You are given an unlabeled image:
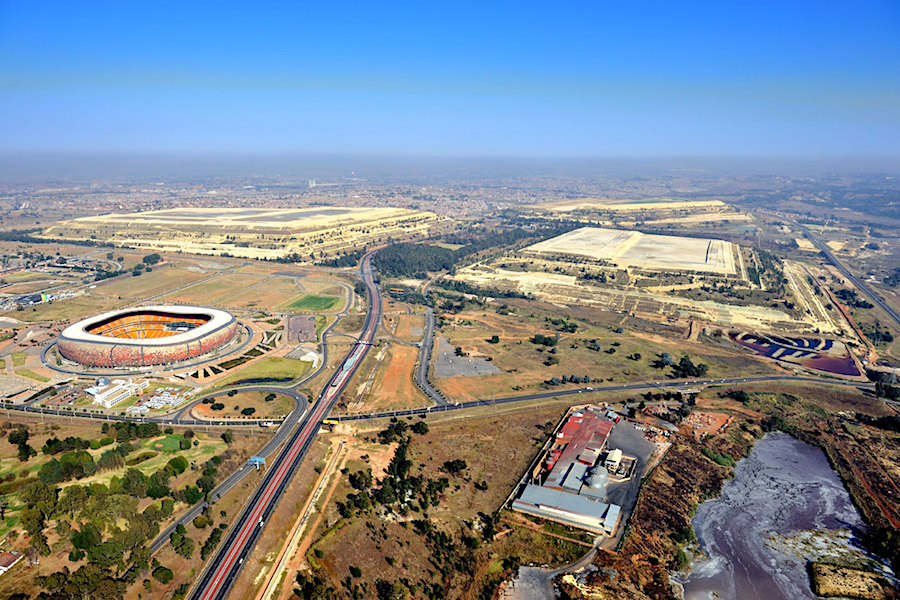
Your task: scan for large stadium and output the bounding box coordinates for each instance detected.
[56,306,239,368]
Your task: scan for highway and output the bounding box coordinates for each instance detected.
[800,223,900,330]
[188,250,383,600]
[334,374,876,422]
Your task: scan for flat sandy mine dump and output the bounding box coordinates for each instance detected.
[43,207,443,261]
[525,227,736,276]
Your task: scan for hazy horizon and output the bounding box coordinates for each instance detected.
[2,2,898,159]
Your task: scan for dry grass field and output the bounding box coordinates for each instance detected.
[349,344,428,413]
[162,272,263,305]
[8,295,126,323]
[193,390,294,420]
[310,405,587,599]
[431,309,779,402]
[96,266,208,299]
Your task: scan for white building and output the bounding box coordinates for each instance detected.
[86,378,149,409]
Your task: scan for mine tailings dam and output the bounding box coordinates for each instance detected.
[678,432,895,600]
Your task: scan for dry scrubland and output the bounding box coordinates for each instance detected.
[308,406,587,600]
[431,305,779,402]
[41,206,446,261]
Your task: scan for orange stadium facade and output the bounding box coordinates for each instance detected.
[57,306,238,368]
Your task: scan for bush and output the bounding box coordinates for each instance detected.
[152,565,174,584]
[193,515,209,529]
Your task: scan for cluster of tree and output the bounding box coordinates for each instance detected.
[724,389,752,404]
[874,382,900,400]
[834,288,874,309]
[701,447,736,467]
[530,333,558,347]
[386,287,429,306]
[200,522,228,560]
[7,426,37,461]
[42,436,93,455]
[377,418,428,444]
[102,421,161,443]
[316,248,367,268]
[651,352,676,368]
[374,243,457,278]
[856,411,900,432]
[670,355,709,378]
[642,390,690,403]
[435,279,528,299]
[545,317,578,333]
[0,228,114,247]
[884,268,900,288]
[169,523,195,559]
[545,374,591,386]
[141,253,161,265]
[862,323,894,344]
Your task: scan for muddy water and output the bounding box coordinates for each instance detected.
[680,432,864,600]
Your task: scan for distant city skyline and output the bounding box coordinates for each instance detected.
[1,1,898,158]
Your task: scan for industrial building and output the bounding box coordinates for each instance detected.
[512,406,623,535]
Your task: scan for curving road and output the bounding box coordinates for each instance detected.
[334,375,875,422]
[188,250,383,600]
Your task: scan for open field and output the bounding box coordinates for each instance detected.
[284,294,339,312]
[96,266,208,299]
[194,389,294,420]
[309,404,588,599]
[217,275,300,310]
[4,294,126,323]
[162,272,263,304]
[42,206,446,262]
[430,308,780,402]
[347,343,428,413]
[209,356,312,390]
[525,226,737,275]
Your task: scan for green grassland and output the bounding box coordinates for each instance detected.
[284,294,340,312]
[210,357,312,390]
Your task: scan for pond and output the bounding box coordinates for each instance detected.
[679,432,889,599]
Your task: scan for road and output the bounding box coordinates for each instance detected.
[800,223,900,330]
[188,250,383,600]
[414,308,447,405]
[334,374,875,422]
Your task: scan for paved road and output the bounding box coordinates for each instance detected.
[800,223,900,330]
[333,375,875,422]
[188,250,383,600]
[414,308,447,405]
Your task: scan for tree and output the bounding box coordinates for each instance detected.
[488,335,500,344]
[443,459,467,474]
[152,565,174,584]
[221,430,234,444]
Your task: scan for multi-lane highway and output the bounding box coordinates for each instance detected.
[800,224,900,330]
[188,250,383,600]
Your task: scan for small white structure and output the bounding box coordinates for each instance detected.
[604,448,623,472]
[86,378,149,409]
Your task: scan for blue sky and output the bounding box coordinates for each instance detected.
[1,1,898,157]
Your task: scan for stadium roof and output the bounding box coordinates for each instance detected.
[59,305,235,347]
